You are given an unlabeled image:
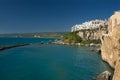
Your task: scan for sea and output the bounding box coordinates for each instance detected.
[0,37,113,80]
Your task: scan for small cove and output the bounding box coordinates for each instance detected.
[0,38,113,80]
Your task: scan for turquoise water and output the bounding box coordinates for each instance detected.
[0,38,112,80]
[0,37,55,46]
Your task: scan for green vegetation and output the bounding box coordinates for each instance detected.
[81,39,101,44]
[62,31,101,44]
[62,31,82,43]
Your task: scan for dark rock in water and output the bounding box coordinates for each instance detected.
[89,44,101,53]
[96,71,111,80]
[39,41,44,44]
[48,41,52,44]
[97,49,101,53]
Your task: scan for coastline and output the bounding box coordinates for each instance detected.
[52,40,101,52]
[52,40,114,80]
[0,37,113,80]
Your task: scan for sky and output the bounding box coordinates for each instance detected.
[0,0,119,33]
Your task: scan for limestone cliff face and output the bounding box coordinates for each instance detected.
[108,11,120,35]
[101,11,120,80]
[77,27,107,40]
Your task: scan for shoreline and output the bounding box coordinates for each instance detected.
[52,40,101,52]
[52,40,113,80]
[0,39,113,80]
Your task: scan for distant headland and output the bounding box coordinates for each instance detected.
[0,32,68,38]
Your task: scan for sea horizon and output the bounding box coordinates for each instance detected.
[0,0,119,80]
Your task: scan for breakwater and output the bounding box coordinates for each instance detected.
[0,44,29,51]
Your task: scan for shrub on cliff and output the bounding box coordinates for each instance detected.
[62,31,82,43]
[81,39,101,44]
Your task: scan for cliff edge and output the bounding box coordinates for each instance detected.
[101,11,120,80]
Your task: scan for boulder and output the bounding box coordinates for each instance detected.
[96,71,111,80]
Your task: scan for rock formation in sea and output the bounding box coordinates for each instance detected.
[101,11,120,80]
[96,71,111,80]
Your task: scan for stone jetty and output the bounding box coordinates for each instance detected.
[0,44,29,51]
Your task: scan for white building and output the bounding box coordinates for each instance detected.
[71,20,107,32]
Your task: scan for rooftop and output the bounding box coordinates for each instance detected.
[114,10,120,14]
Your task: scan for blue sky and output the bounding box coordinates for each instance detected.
[0,0,119,33]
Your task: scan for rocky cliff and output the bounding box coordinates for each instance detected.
[77,26,107,40]
[101,11,120,80]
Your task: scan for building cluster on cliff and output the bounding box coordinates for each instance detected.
[67,10,120,80]
[71,20,107,32]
